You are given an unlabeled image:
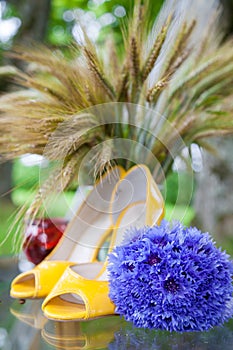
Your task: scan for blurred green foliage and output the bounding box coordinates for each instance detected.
[12,159,40,189]
[0,200,20,255]
[0,0,164,48]
[48,0,164,45]
[0,1,18,59]
[164,171,195,206]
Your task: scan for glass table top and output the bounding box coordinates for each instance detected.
[1,257,233,350]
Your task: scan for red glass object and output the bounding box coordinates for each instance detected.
[23,218,68,265]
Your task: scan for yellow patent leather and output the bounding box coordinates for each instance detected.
[11,261,75,299]
[43,263,114,320]
[42,164,164,320]
[10,166,125,299]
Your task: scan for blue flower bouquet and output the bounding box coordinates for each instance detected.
[108,220,233,332]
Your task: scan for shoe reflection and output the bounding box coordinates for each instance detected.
[10,299,47,329]
[42,316,123,350]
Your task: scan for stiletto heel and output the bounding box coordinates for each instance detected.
[10,166,125,299]
[42,164,164,320]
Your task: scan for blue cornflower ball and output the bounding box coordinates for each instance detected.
[108,220,233,332]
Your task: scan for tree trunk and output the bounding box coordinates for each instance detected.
[7,0,51,42]
[0,162,13,201]
[0,0,51,201]
[194,1,233,240]
[220,0,233,35]
[194,137,233,239]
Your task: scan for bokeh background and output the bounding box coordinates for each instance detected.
[0,0,232,257]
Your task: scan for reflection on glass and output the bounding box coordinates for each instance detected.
[10,300,47,329]
[42,316,123,349]
[108,319,233,350]
[8,298,233,350]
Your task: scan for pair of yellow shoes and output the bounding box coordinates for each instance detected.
[10,164,164,321]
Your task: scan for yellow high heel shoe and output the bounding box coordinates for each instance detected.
[10,166,125,299]
[41,164,164,320]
